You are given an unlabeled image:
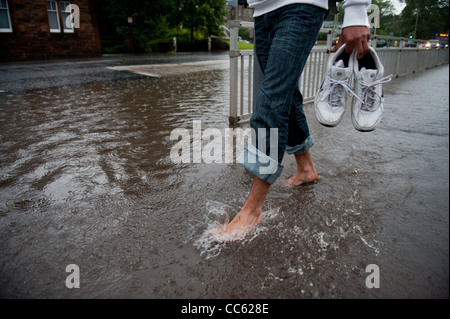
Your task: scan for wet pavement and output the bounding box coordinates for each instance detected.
[0,53,448,299]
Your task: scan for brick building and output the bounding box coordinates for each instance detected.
[0,0,101,61]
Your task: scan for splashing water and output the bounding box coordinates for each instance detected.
[192,200,281,259]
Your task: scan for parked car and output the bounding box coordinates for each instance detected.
[404,40,416,47]
[331,37,339,46]
[425,39,440,49]
[369,39,387,47]
[376,39,387,47]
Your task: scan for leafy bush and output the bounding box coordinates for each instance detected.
[143,28,229,53]
[101,38,128,54]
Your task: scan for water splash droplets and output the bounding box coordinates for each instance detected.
[192,200,277,259]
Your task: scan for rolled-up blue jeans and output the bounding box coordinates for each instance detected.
[237,4,326,184]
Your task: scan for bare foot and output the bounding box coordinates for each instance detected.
[212,177,268,241]
[211,209,262,241]
[287,150,319,186]
[287,170,318,186]
[225,208,262,234]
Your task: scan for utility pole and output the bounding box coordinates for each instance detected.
[414,9,419,39]
[128,16,133,53]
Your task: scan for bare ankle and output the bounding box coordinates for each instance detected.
[241,203,262,216]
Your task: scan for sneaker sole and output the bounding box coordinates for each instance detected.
[351,107,381,132]
[315,104,346,127]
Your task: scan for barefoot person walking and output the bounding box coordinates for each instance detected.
[223,0,372,236]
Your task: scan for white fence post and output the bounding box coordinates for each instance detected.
[326,29,333,52]
[229,20,240,124]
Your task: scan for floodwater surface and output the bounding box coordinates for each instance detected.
[0,54,448,298]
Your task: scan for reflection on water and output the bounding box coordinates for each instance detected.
[0,56,448,298]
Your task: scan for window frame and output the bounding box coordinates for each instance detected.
[60,1,74,33]
[0,0,13,33]
[46,0,61,33]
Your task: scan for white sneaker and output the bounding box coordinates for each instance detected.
[351,47,392,132]
[315,44,356,127]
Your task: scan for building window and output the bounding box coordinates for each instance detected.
[0,0,12,33]
[47,0,61,33]
[61,1,74,33]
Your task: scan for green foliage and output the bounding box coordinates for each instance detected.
[99,0,227,52]
[238,27,251,40]
[224,40,253,50]
[371,0,398,36]
[170,0,227,42]
[398,0,449,39]
[101,39,128,54]
[144,28,205,53]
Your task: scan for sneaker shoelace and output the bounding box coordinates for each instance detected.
[359,74,393,111]
[325,77,364,107]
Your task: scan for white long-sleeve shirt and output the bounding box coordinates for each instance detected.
[247,0,371,28]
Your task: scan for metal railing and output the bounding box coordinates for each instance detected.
[229,20,255,124]
[228,21,450,124]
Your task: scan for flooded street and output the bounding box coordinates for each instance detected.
[0,53,448,299]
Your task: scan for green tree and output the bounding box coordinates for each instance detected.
[398,0,449,39]
[171,0,227,42]
[201,0,228,38]
[99,0,227,50]
[372,0,399,35]
[100,0,177,51]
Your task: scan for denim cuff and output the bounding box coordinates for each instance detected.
[237,145,284,184]
[285,136,315,155]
